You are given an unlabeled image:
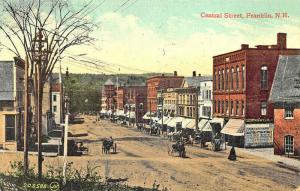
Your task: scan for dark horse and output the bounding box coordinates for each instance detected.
[102,137,116,154]
[168,141,186,158]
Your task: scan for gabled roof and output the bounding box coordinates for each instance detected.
[269,55,300,103]
[182,76,212,88]
[104,78,115,86]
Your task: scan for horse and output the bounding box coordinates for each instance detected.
[102,137,115,154]
[168,141,186,158]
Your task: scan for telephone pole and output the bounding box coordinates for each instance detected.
[31,28,51,179]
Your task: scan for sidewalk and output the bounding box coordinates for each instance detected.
[0,149,58,157]
[236,147,300,171]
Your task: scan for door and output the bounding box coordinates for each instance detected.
[284,135,294,155]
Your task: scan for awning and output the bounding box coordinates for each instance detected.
[186,120,195,129]
[198,119,212,132]
[221,119,244,136]
[182,118,193,129]
[142,112,151,120]
[158,117,173,125]
[168,117,185,128]
[210,117,224,127]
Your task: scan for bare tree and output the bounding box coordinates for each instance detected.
[0,0,96,177]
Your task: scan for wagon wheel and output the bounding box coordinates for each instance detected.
[113,143,117,153]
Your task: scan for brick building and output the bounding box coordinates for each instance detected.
[146,72,183,114]
[212,33,300,147]
[269,55,300,156]
[102,79,117,112]
[117,85,147,124]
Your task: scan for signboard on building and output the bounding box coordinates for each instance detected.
[244,123,274,148]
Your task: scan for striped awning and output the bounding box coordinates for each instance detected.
[221,119,244,136]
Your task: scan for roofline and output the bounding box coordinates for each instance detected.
[147,75,184,80]
[213,48,300,58]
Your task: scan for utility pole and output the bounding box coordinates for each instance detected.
[31,28,50,179]
[23,56,29,176]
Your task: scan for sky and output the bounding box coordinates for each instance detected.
[1,0,300,76]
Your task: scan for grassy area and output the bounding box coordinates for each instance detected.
[0,160,163,191]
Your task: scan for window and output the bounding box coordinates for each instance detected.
[53,95,57,102]
[261,102,267,116]
[225,100,228,114]
[231,67,234,90]
[285,135,294,154]
[242,65,245,89]
[221,101,224,114]
[236,101,239,115]
[214,100,216,113]
[221,69,224,90]
[226,68,229,90]
[214,72,217,90]
[53,106,57,112]
[218,101,220,113]
[208,90,211,100]
[242,101,245,116]
[230,100,234,115]
[236,66,239,90]
[218,70,221,90]
[261,66,268,89]
[284,106,294,119]
[5,115,15,141]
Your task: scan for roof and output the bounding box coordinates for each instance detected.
[0,61,15,101]
[182,76,212,87]
[104,78,115,86]
[269,55,300,103]
[52,83,61,92]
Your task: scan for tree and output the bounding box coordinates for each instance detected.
[0,0,96,178]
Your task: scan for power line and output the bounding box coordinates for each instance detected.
[114,0,131,12]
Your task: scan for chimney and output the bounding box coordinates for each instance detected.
[198,73,201,77]
[192,71,196,77]
[174,71,177,76]
[241,44,249,49]
[277,33,286,49]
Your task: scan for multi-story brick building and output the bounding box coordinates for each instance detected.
[117,85,147,124]
[147,72,183,114]
[102,79,117,112]
[212,33,300,147]
[269,55,300,156]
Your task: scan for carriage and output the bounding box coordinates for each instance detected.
[168,141,186,158]
[102,138,117,154]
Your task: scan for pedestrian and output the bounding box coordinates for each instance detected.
[228,146,237,161]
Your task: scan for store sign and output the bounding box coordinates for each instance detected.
[244,124,273,147]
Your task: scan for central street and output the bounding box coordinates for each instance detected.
[0,116,299,191]
[67,116,300,191]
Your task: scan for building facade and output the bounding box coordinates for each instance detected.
[199,78,213,120]
[0,58,24,150]
[269,55,300,156]
[52,83,62,125]
[213,33,300,147]
[147,72,183,114]
[102,79,117,112]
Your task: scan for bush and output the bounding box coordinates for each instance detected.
[0,160,162,191]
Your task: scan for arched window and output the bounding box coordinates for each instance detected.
[285,135,294,155]
[236,66,239,90]
[261,66,268,89]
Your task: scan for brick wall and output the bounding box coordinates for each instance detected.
[274,108,300,156]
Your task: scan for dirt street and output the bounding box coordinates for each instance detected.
[1,116,300,191]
